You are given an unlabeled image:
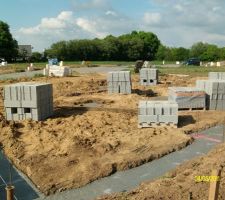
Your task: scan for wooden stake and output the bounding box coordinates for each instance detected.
[223,117,225,143]
[188,192,193,200]
[208,169,221,200]
[5,185,14,200]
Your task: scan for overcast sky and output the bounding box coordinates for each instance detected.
[1,0,225,51]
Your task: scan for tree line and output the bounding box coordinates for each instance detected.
[45,31,161,61]
[43,36,225,62]
[1,20,225,62]
[156,43,225,62]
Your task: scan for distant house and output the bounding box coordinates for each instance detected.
[18,45,32,60]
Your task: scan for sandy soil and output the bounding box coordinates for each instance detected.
[98,143,225,200]
[0,73,223,195]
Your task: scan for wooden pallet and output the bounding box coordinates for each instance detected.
[138,122,177,129]
[179,107,206,111]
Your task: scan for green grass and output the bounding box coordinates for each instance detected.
[3,61,225,77]
[5,61,135,72]
[157,66,225,76]
[8,62,46,71]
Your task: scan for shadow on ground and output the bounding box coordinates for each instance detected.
[178,115,196,127]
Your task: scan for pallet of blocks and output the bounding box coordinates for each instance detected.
[140,68,158,86]
[168,87,206,110]
[209,72,225,80]
[44,65,71,77]
[196,80,225,110]
[3,82,53,121]
[107,71,132,94]
[138,100,178,128]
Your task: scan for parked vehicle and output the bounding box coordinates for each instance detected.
[184,58,200,66]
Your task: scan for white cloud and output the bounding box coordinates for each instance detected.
[16,9,135,51]
[19,11,73,35]
[143,12,161,25]
[142,0,225,47]
[105,10,117,16]
[174,4,184,12]
[15,0,225,51]
[76,18,107,38]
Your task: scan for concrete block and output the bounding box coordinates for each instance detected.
[138,100,178,127]
[3,82,53,121]
[140,68,158,86]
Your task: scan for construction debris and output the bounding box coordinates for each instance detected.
[134,60,144,73]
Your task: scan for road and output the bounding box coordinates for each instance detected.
[0,66,128,80]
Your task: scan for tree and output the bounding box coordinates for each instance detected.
[101,35,122,60]
[137,31,161,60]
[30,52,43,62]
[0,21,18,61]
[219,47,225,61]
[156,45,171,60]
[45,31,161,61]
[45,41,68,60]
[190,42,208,58]
[171,47,190,61]
[200,44,220,61]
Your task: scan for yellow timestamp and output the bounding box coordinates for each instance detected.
[195,176,220,182]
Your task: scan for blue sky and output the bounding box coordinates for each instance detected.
[1,0,225,51]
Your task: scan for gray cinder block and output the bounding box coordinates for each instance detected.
[107,71,132,94]
[140,68,158,86]
[3,82,53,121]
[168,87,206,110]
[196,79,225,110]
[138,100,178,128]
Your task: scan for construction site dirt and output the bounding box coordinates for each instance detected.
[0,73,225,196]
[98,138,225,200]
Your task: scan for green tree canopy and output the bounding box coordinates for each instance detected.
[45,31,161,61]
[0,21,18,61]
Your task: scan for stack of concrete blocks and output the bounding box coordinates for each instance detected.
[3,82,53,121]
[196,80,225,110]
[209,72,225,80]
[43,65,71,77]
[140,68,158,86]
[107,71,132,94]
[138,101,178,128]
[168,87,206,110]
